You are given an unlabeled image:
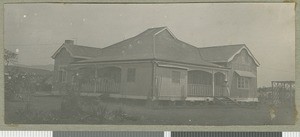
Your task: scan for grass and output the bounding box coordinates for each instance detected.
[5,95,295,125]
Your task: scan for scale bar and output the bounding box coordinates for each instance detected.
[53,131,164,137]
[171,132,282,137]
[282,132,300,137]
[0,131,52,137]
[0,131,299,137]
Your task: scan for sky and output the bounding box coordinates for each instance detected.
[4,3,295,87]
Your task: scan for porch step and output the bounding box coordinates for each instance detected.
[213,96,239,105]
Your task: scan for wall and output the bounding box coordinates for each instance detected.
[227,49,258,99]
[118,62,153,99]
[52,47,74,92]
[155,66,187,100]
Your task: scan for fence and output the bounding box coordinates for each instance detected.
[187,84,212,97]
[80,78,121,93]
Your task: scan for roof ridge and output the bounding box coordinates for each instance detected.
[99,28,153,51]
[66,44,101,49]
[99,26,167,51]
[99,36,136,51]
[147,26,167,30]
[199,44,245,49]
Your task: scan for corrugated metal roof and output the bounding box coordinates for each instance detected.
[51,43,101,59]
[64,44,101,58]
[53,27,258,68]
[78,27,221,68]
[198,44,260,66]
[198,44,245,62]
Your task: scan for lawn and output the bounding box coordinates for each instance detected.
[5,95,295,125]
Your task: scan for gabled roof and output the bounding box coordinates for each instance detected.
[198,44,260,66]
[51,43,101,59]
[78,27,222,68]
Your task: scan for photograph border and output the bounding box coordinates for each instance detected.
[0,0,298,131]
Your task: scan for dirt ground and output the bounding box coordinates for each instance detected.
[5,95,295,125]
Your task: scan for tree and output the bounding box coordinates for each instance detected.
[4,49,18,100]
[4,49,18,66]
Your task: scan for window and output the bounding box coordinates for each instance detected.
[58,70,67,82]
[127,68,136,82]
[172,71,181,83]
[237,76,250,89]
[58,66,67,82]
[58,71,62,82]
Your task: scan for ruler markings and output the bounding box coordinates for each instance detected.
[0,131,52,137]
[164,131,171,137]
[283,132,300,137]
[0,131,300,137]
[171,132,283,137]
[53,131,164,137]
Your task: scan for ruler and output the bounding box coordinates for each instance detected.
[0,131,299,137]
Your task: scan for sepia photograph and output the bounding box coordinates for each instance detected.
[4,3,295,125]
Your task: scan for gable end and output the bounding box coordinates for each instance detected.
[51,44,69,59]
[228,46,260,66]
[154,27,177,39]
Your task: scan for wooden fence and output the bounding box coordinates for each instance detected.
[187,84,213,97]
[215,86,227,96]
[187,84,226,97]
[80,78,120,93]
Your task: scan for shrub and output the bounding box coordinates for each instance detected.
[78,102,109,124]
[14,106,61,124]
[61,95,81,117]
[92,104,108,122]
[60,83,82,117]
[111,107,126,122]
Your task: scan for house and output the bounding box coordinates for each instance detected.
[51,41,102,93]
[51,27,259,102]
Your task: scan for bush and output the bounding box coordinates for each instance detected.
[78,102,109,124]
[60,83,82,117]
[61,95,81,117]
[5,91,15,101]
[111,107,126,122]
[14,105,61,124]
[92,104,108,122]
[13,101,58,124]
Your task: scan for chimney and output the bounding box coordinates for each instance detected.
[64,40,74,45]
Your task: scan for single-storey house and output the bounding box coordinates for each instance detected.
[51,27,259,102]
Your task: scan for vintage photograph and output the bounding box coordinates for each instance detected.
[4,3,295,125]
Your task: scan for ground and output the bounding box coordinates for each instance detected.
[5,94,295,125]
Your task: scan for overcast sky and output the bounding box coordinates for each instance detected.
[4,3,295,87]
